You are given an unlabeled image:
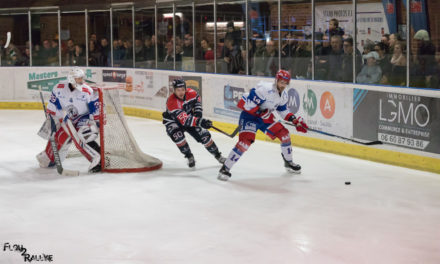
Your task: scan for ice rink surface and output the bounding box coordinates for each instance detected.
[1,110,440,264]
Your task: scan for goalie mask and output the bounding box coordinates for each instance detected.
[68,67,85,88]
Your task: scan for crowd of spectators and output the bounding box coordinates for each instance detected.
[0,17,438,89]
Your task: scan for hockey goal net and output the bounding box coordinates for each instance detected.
[69,86,162,173]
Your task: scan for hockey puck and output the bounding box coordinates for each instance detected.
[345,181,351,185]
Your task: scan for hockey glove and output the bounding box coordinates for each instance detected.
[292,116,308,133]
[198,118,213,129]
[193,110,202,118]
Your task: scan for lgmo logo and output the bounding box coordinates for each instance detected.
[3,242,53,263]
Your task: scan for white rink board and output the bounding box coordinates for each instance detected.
[1,66,439,159]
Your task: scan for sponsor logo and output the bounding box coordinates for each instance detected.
[102,70,127,82]
[28,71,58,81]
[379,93,429,127]
[320,91,336,119]
[224,84,245,111]
[287,88,300,114]
[302,88,317,116]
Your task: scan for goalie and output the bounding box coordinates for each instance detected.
[36,67,102,173]
[162,79,226,167]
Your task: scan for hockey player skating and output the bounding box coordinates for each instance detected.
[218,69,309,181]
[36,67,102,173]
[162,79,226,167]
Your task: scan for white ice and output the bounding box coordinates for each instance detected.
[1,110,440,264]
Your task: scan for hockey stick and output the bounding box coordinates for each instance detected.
[38,86,80,176]
[211,125,240,138]
[284,122,382,146]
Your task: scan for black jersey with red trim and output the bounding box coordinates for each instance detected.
[162,88,203,127]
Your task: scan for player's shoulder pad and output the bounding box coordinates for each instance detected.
[185,88,199,100]
[81,85,93,95]
[166,94,181,110]
[55,81,68,89]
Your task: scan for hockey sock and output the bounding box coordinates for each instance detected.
[281,141,293,163]
[223,147,243,171]
[176,140,192,157]
[203,139,221,156]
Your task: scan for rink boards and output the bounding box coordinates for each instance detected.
[0,66,439,174]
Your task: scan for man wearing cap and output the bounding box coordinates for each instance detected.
[356,51,382,84]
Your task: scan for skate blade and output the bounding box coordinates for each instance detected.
[217,173,230,181]
[285,168,301,174]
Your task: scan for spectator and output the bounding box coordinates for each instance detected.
[100,38,110,66]
[113,39,125,66]
[122,40,133,67]
[375,42,392,84]
[326,18,345,38]
[341,37,362,82]
[251,36,266,76]
[224,21,242,49]
[72,44,86,66]
[411,30,438,88]
[356,51,382,84]
[135,39,145,62]
[389,41,406,86]
[200,38,214,73]
[281,32,297,71]
[315,33,331,80]
[292,36,312,79]
[381,34,390,48]
[327,35,343,81]
[88,40,103,66]
[389,33,402,54]
[181,33,194,71]
[39,39,57,66]
[64,39,75,66]
[224,38,244,74]
[143,36,155,68]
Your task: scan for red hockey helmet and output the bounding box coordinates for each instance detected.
[275,69,291,84]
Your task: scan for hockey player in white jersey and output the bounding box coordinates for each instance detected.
[218,69,309,181]
[36,67,102,173]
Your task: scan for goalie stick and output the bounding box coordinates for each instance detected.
[284,122,382,146]
[211,125,240,138]
[38,86,80,176]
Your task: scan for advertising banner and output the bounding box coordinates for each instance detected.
[288,81,353,138]
[353,89,440,154]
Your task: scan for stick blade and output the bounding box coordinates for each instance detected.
[365,141,383,146]
[62,169,80,176]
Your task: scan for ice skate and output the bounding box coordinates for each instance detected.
[185,153,195,168]
[282,155,301,174]
[217,165,231,181]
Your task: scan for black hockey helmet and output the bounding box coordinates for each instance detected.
[172,79,186,90]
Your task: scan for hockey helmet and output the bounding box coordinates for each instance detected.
[68,67,85,87]
[172,79,186,90]
[275,69,291,84]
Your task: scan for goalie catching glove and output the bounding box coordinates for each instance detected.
[287,114,308,133]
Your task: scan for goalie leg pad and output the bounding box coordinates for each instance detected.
[37,127,71,167]
[64,120,101,171]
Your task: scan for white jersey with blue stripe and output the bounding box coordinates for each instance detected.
[242,81,290,119]
[47,81,99,124]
